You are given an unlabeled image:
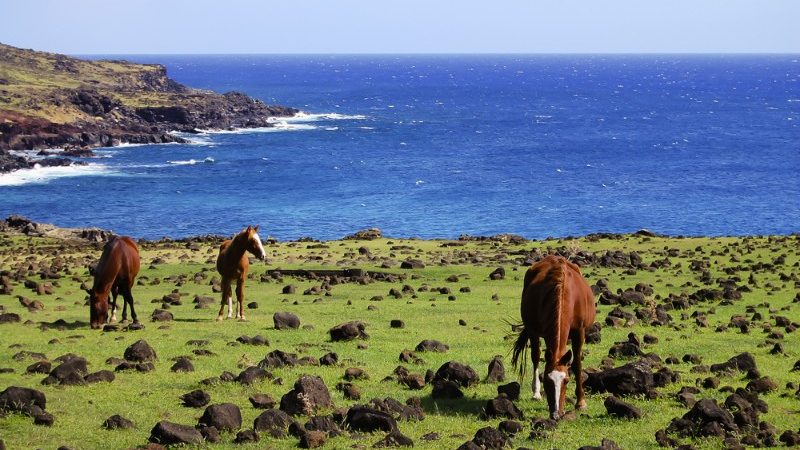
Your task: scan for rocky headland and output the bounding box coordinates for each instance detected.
[0,43,298,173]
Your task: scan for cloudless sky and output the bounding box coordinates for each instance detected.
[2,0,799,54]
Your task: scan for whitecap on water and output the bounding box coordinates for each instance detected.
[0,163,113,186]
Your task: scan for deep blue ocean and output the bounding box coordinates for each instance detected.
[1,55,798,240]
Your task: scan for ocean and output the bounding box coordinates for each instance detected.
[1,55,798,240]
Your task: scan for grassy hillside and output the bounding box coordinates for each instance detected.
[0,230,798,449]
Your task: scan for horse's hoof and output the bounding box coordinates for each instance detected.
[533,393,542,401]
[216,316,224,322]
[576,400,587,410]
[238,317,247,322]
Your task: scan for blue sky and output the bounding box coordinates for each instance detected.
[2,0,799,54]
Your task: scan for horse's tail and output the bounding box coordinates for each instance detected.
[510,325,530,379]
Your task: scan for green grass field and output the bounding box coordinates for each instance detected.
[0,232,798,449]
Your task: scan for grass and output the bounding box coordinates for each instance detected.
[0,232,798,449]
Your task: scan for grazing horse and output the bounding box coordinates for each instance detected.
[216,225,266,321]
[87,236,140,329]
[512,255,596,419]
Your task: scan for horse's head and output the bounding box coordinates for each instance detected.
[245,225,267,261]
[87,288,109,329]
[544,349,572,420]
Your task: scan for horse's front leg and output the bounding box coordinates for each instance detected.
[572,328,587,410]
[122,285,137,324]
[109,287,119,323]
[217,279,232,321]
[235,278,246,321]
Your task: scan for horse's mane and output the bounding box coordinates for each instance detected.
[550,259,566,357]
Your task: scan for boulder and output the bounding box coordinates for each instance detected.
[434,361,479,388]
[710,352,756,374]
[604,395,642,419]
[432,380,464,399]
[584,359,656,396]
[103,414,134,429]
[170,357,194,372]
[329,321,368,341]
[237,366,271,385]
[149,421,203,445]
[484,396,523,419]
[199,403,242,432]
[497,382,520,401]
[0,386,46,412]
[374,429,414,447]
[471,426,510,449]
[180,390,210,408]
[345,406,398,432]
[486,356,505,382]
[150,309,173,322]
[249,393,276,409]
[415,339,449,352]
[124,340,157,362]
[280,375,332,416]
[299,430,327,448]
[85,370,115,383]
[273,312,300,329]
[253,409,297,438]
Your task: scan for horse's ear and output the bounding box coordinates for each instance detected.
[559,350,573,366]
[253,225,259,232]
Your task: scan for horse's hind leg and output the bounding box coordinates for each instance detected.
[531,337,542,400]
[235,278,246,321]
[217,279,232,321]
[122,285,137,324]
[571,328,587,409]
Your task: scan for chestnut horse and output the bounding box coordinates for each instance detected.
[216,225,266,321]
[511,255,596,419]
[87,236,140,329]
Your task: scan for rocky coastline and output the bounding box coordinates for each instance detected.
[0,43,298,174]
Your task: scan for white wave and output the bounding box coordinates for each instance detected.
[0,163,112,186]
[277,112,368,122]
[324,127,339,131]
[359,126,375,130]
[168,159,199,165]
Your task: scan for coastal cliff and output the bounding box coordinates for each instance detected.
[0,43,298,173]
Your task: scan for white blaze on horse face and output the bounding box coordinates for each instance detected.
[533,368,542,399]
[252,232,266,259]
[548,370,567,415]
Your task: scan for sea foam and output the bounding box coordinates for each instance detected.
[0,163,113,186]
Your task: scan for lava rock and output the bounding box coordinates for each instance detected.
[199,403,242,432]
[273,312,300,330]
[497,382,520,401]
[180,390,210,408]
[345,406,398,432]
[170,357,194,373]
[149,421,203,445]
[329,321,368,341]
[374,429,414,447]
[484,396,523,419]
[103,414,134,429]
[486,356,505,382]
[434,361,479,388]
[249,393,276,409]
[604,395,642,419]
[710,353,756,374]
[280,375,332,416]
[253,409,297,438]
[124,340,157,362]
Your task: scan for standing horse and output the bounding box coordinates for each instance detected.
[511,255,596,419]
[87,236,141,329]
[216,225,266,321]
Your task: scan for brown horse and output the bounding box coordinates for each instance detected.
[512,255,596,419]
[87,236,141,329]
[216,225,266,321]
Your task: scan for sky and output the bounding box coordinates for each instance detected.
[2,0,799,54]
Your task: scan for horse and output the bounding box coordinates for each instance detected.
[87,236,141,329]
[511,255,596,420]
[216,225,266,321]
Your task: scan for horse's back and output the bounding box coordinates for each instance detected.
[522,255,595,331]
[96,236,140,286]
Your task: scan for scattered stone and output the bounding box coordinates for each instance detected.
[329,321,368,341]
[280,375,332,416]
[486,356,505,382]
[483,396,523,419]
[471,426,510,449]
[345,406,398,432]
[237,366,271,385]
[299,430,327,448]
[150,309,173,322]
[103,414,134,430]
[249,393,276,409]
[710,353,756,374]
[604,395,642,419]
[180,389,211,408]
[497,382,520,401]
[149,421,203,446]
[390,319,405,328]
[85,370,114,383]
[434,361,479,388]
[233,429,259,444]
[374,429,414,447]
[124,340,157,362]
[170,357,194,372]
[274,312,300,329]
[253,409,297,438]
[199,403,242,432]
[577,438,621,450]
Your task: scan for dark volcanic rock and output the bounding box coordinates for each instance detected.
[374,429,414,447]
[249,393,276,409]
[233,429,259,444]
[604,395,642,419]
[103,414,134,429]
[299,430,327,448]
[273,311,300,329]
[237,366,271,385]
[84,370,114,383]
[432,380,464,399]
[124,339,157,362]
[253,409,297,438]
[484,396,523,419]
[472,426,510,449]
[48,356,88,385]
[577,438,621,450]
[486,356,505,382]
[416,339,449,352]
[0,386,47,412]
[329,320,368,341]
[199,403,242,432]
[585,359,656,396]
[180,389,210,408]
[149,421,203,445]
[497,382,520,401]
[150,309,173,322]
[345,406,398,432]
[434,361,480,388]
[280,375,332,416]
[170,357,194,372]
[710,352,756,374]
